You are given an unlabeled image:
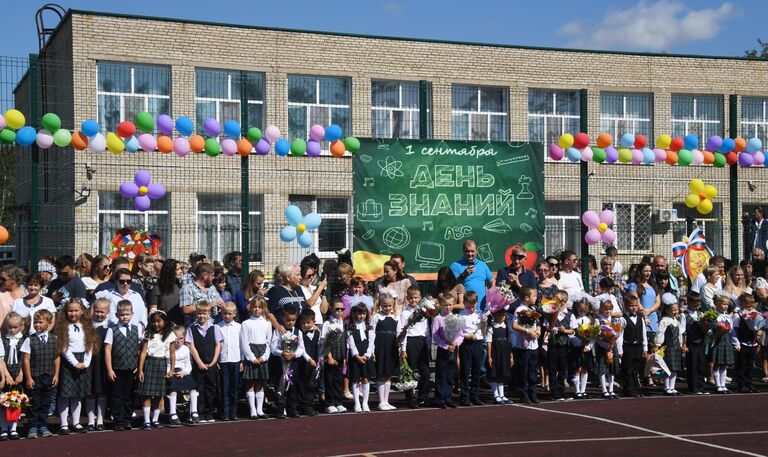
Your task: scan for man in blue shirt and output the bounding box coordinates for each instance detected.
[450,240,493,313]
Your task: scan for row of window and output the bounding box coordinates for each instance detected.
[96,62,768,149]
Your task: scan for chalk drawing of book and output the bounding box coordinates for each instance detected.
[416,241,445,269]
[356,199,383,222]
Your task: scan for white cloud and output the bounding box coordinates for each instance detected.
[382,2,403,16]
[557,1,740,52]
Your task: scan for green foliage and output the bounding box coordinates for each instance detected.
[745,38,768,60]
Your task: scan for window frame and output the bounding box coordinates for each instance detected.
[195,194,264,263]
[371,80,427,139]
[670,94,723,138]
[741,97,768,146]
[287,75,351,156]
[451,84,509,141]
[194,68,265,133]
[599,91,653,143]
[602,202,652,253]
[97,192,171,257]
[96,62,171,133]
[528,89,580,158]
[289,195,352,258]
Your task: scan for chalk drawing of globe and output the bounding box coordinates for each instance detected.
[382,226,411,250]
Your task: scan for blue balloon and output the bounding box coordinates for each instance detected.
[125,136,140,153]
[719,137,735,153]
[303,212,322,230]
[642,147,655,164]
[298,231,313,248]
[746,137,762,154]
[683,134,698,150]
[275,138,290,156]
[81,120,99,137]
[566,147,581,162]
[620,133,635,148]
[15,126,36,146]
[176,116,194,136]
[325,124,342,142]
[223,120,241,138]
[280,226,297,243]
[285,205,303,226]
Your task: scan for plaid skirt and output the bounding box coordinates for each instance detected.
[595,345,619,376]
[569,346,594,370]
[663,346,683,372]
[136,356,168,397]
[710,337,736,366]
[59,352,91,399]
[243,344,269,380]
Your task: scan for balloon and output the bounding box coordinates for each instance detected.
[4,109,25,130]
[689,179,706,194]
[630,148,643,164]
[330,140,346,157]
[344,136,361,153]
[125,136,139,153]
[280,226,297,243]
[223,120,241,138]
[653,148,667,163]
[747,138,762,153]
[297,231,314,248]
[739,152,754,167]
[285,205,303,226]
[237,138,253,156]
[558,133,574,149]
[157,135,173,153]
[134,195,151,212]
[725,151,738,165]
[176,116,194,136]
[116,121,136,138]
[596,132,612,149]
[134,170,151,187]
[618,148,632,163]
[677,149,692,166]
[702,150,715,165]
[582,210,600,228]
[641,147,655,164]
[734,137,746,153]
[592,147,606,163]
[656,134,672,149]
[697,199,713,215]
[290,138,307,156]
[89,133,106,152]
[203,118,221,137]
[691,149,704,165]
[599,210,614,225]
[602,229,616,244]
[15,126,36,146]
[549,144,564,160]
[634,134,648,149]
[310,124,325,142]
[669,137,683,152]
[53,128,72,147]
[605,146,618,163]
[146,183,166,199]
[264,125,281,143]
[665,151,678,165]
[135,112,155,132]
[573,132,589,149]
[157,115,174,135]
[306,139,321,157]
[247,127,262,143]
[597,223,608,233]
[221,138,237,156]
[71,131,88,150]
[81,120,99,137]
[303,213,322,230]
[106,132,125,153]
[683,134,698,150]
[255,139,270,155]
[41,113,61,132]
[704,185,717,199]
[712,153,726,168]
[580,147,593,161]
[0,114,5,130]
[189,135,205,153]
[119,182,139,198]
[0,129,15,145]
[36,129,54,148]
[705,136,723,152]
[585,229,601,245]
[620,133,635,148]
[719,137,735,153]
[275,139,290,156]
[173,137,190,157]
[685,193,700,208]
[325,124,342,142]
[566,147,580,162]
[204,138,221,157]
[754,151,765,166]
[0,226,8,245]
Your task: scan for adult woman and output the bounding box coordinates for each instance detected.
[75,253,93,279]
[535,260,559,305]
[723,265,750,307]
[131,253,157,298]
[545,256,560,281]
[654,271,674,298]
[299,263,328,325]
[235,270,267,322]
[751,248,768,280]
[376,260,411,314]
[86,255,112,290]
[265,263,306,334]
[433,266,465,310]
[0,265,27,324]
[329,263,355,303]
[147,259,183,325]
[626,262,660,335]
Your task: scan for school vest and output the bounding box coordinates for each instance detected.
[191,325,216,364]
[736,318,757,344]
[111,325,140,370]
[623,313,644,346]
[684,313,706,345]
[30,334,57,377]
[553,312,573,346]
[303,331,319,361]
[324,323,346,361]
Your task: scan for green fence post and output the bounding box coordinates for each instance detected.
[579,89,590,292]
[240,71,250,282]
[29,54,40,272]
[419,80,429,140]
[729,94,739,265]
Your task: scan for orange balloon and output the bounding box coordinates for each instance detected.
[157,135,173,153]
[330,140,346,157]
[733,137,746,153]
[71,131,89,150]
[189,135,205,153]
[0,225,8,245]
[702,150,715,164]
[596,132,613,149]
[665,150,679,165]
[237,139,253,156]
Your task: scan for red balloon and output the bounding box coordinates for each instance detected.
[725,151,738,165]
[669,137,684,152]
[633,134,647,149]
[573,132,590,149]
[116,121,136,138]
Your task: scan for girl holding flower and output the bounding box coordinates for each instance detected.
[595,300,621,399]
[571,299,595,399]
[711,293,739,394]
[655,294,684,396]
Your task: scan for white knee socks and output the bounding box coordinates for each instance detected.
[142,406,151,424]
[256,390,265,415]
[600,374,607,393]
[377,383,386,406]
[86,398,96,426]
[606,374,614,394]
[580,372,588,394]
[352,383,360,408]
[152,408,161,423]
[70,399,82,426]
[491,382,499,398]
[58,398,69,428]
[246,391,256,416]
[189,390,199,414]
[362,383,370,407]
[168,393,177,416]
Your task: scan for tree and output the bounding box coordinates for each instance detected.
[745,38,768,60]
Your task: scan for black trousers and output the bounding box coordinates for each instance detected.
[295,361,317,410]
[434,347,456,405]
[736,345,757,389]
[621,345,644,395]
[277,361,297,413]
[459,339,484,400]
[323,363,344,407]
[404,336,430,404]
[685,343,706,392]
[29,374,54,430]
[109,369,136,427]
[192,365,219,415]
[548,345,569,398]
[219,362,240,415]
[512,348,538,398]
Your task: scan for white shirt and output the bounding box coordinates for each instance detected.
[11,296,56,332]
[270,328,305,359]
[558,271,584,308]
[97,289,148,328]
[691,273,722,294]
[485,320,506,341]
[2,333,24,366]
[655,315,685,348]
[347,321,374,358]
[320,317,345,354]
[619,313,648,353]
[64,323,92,367]
[458,309,485,341]
[173,344,192,374]
[613,260,624,277]
[20,331,50,353]
[510,305,539,350]
[104,322,144,345]
[145,332,176,359]
[216,320,242,363]
[397,305,428,352]
[240,315,273,363]
[300,284,324,325]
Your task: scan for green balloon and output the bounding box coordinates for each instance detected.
[343,136,360,153]
[247,127,262,143]
[290,138,307,156]
[0,128,16,144]
[204,138,221,157]
[41,113,61,132]
[618,148,632,163]
[713,153,726,168]
[677,149,692,166]
[592,147,606,163]
[135,111,155,133]
[53,129,72,147]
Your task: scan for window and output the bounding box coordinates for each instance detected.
[98,191,171,257]
[452,85,508,141]
[97,62,171,133]
[289,195,351,256]
[195,69,264,134]
[528,89,579,155]
[671,94,723,139]
[197,194,264,263]
[600,92,652,142]
[288,76,350,151]
[371,80,431,138]
[544,201,582,257]
[602,203,652,252]
[673,203,723,257]
[741,97,768,146]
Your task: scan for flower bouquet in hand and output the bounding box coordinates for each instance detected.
[486,285,516,314]
[396,296,439,348]
[0,390,30,422]
[278,332,299,399]
[740,309,766,332]
[576,322,600,342]
[394,358,418,391]
[700,309,718,329]
[517,308,541,328]
[598,321,624,365]
[443,314,465,345]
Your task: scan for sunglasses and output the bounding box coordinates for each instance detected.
[333,308,345,312]
[118,279,133,285]
[548,263,559,267]
[514,254,527,260]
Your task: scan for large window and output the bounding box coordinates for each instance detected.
[371,80,431,138]
[528,89,579,154]
[741,97,768,146]
[197,194,264,263]
[195,69,264,134]
[288,76,350,148]
[673,202,723,257]
[602,203,652,252]
[98,191,171,257]
[671,94,723,139]
[452,85,508,141]
[289,195,351,257]
[544,201,582,258]
[600,92,652,142]
[97,62,171,133]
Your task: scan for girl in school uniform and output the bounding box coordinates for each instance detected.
[594,300,621,399]
[136,310,175,430]
[486,305,512,404]
[85,298,110,431]
[240,298,273,419]
[655,294,684,396]
[711,294,739,394]
[166,325,196,426]
[0,312,25,440]
[371,295,399,411]
[570,299,594,399]
[54,298,98,434]
[347,303,376,412]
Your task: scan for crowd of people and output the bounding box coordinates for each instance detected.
[0,237,765,440]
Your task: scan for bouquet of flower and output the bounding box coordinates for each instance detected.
[443,313,464,345]
[740,309,766,332]
[0,390,29,422]
[394,358,418,391]
[486,284,516,314]
[278,332,299,399]
[517,308,541,328]
[396,296,439,348]
[598,322,624,346]
[700,309,718,328]
[281,332,299,354]
[577,322,600,341]
[714,319,732,338]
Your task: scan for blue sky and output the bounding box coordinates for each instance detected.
[1,0,766,57]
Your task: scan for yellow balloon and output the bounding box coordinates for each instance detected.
[657,134,671,149]
[685,193,700,208]
[597,223,608,233]
[697,199,713,215]
[704,185,717,199]
[106,132,124,154]
[4,109,25,130]
[558,133,574,149]
[297,223,306,234]
[689,178,706,194]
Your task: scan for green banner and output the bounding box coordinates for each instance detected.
[352,139,544,278]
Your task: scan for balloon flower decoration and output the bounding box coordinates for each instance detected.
[672,227,713,279]
[582,209,616,245]
[685,179,717,215]
[280,205,322,248]
[119,170,166,212]
[109,228,163,268]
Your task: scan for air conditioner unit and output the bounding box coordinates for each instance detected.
[656,208,678,223]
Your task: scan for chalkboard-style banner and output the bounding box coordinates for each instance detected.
[352,139,544,280]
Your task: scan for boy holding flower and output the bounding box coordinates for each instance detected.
[432,294,463,408]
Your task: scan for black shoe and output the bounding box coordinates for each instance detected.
[470,397,484,406]
[530,395,540,404]
[230,413,239,421]
[418,400,428,407]
[749,386,759,393]
[59,427,70,436]
[73,424,87,434]
[286,410,299,418]
[169,416,181,426]
[446,402,457,408]
[520,396,531,404]
[113,425,125,432]
[96,424,105,431]
[0,433,7,441]
[303,408,317,417]
[274,411,285,419]
[86,424,95,432]
[123,423,132,431]
[460,398,472,407]
[437,403,447,409]
[738,387,750,393]
[142,423,152,431]
[8,431,19,441]
[152,421,163,429]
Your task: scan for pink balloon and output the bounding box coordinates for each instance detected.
[548,144,564,161]
[601,229,617,244]
[264,125,281,143]
[754,151,765,166]
[580,147,593,161]
[630,148,643,164]
[173,137,190,157]
[137,134,156,152]
[599,209,614,224]
[309,124,325,142]
[585,229,601,245]
[146,183,165,199]
[653,148,667,163]
[134,195,151,212]
[692,149,704,165]
[582,211,600,228]
[0,114,5,130]
[221,138,237,156]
